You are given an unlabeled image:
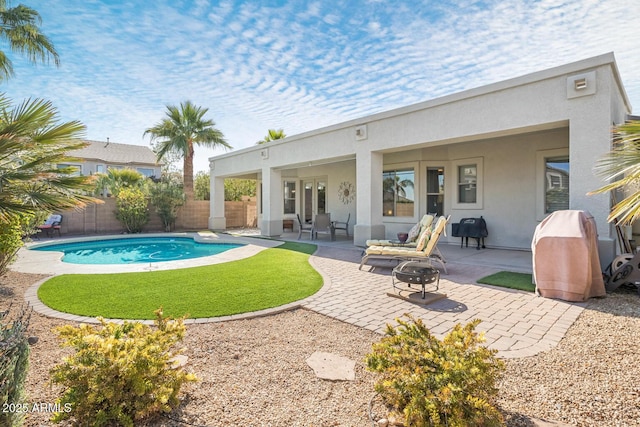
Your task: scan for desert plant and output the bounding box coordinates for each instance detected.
[0,305,32,427]
[0,211,46,277]
[256,128,286,144]
[589,120,640,224]
[94,168,146,197]
[149,178,185,231]
[115,187,148,233]
[366,315,505,427]
[144,100,231,200]
[49,309,197,426]
[0,95,100,222]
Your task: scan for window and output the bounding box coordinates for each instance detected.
[57,163,82,176]
[137,167,155,177]
[458,165,477,203]
[452,158,483,209]
[283,181,296,214]
[545,156,569,213]
[383,168,415,217]
[96,164,105,174]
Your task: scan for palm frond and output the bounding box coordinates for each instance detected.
[590,120,640,225]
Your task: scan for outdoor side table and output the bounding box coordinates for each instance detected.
[392,260,440,299]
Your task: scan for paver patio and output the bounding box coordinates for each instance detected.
[15,233,587,359]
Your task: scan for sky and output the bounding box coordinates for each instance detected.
[3,0,639,174]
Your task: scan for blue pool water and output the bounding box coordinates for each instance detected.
[32,237,243,265]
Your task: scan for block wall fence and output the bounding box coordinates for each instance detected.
[56,198,257,235]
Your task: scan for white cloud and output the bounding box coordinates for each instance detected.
[2,0,639,175]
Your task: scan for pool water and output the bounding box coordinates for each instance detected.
[32,237,243,265]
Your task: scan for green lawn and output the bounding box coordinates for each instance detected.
[38,242,322,319]
[477,271,536,292]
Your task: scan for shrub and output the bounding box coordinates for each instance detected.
[149,178,184,231]
[49,309,197,426]
[0,212,46,277]
[115,187,149,233]
[94,168,146,197]
[0,305,32,427]
[0,217,24,277]
[365,315,505,427]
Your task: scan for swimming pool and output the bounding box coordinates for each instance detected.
[32,237,244,265]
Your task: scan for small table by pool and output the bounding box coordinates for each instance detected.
[392,261,440,299]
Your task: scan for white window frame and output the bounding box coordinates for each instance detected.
[536,148,569,220]
[452,157,483,210]
[283,180,296,215]
[382,162,419,222]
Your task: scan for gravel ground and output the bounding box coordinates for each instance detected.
[1,270,639,427]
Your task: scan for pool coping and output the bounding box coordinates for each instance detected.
[14,231,282,275]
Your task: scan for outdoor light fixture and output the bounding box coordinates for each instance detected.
[574,77,587,90]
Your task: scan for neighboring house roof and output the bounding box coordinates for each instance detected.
[69,140,160,166]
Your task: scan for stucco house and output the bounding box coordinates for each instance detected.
[208,53,632,266]
[62,140,162,178]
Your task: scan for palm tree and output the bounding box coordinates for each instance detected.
[256,128,286,144]
[0,0,59,81]
[589,120,640,225]
[144,101,231,199]
[0,94,100,221]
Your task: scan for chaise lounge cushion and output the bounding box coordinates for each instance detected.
[415,227,432,251]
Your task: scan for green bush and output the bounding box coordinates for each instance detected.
[49,309,197,426]
[0,217,24,277]
[115,187,149,233]
[0,306,32,427]
[149,179,184,231]
[365,316,505,427]
[0,212,46,277]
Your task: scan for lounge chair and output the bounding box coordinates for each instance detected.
[332,213,350,237]
[365,214,434,248]
[359,215,450,273]
[313,213,334,241]
[37,214,63,237]
[297,214,313,240]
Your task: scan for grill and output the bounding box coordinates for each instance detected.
[451,216,488,249]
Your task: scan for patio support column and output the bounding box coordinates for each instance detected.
[208,171,226,230]
[261,166,283,237]
[354,149,385,246]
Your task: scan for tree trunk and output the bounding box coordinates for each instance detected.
[183,142,195,200]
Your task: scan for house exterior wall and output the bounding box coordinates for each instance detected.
[208,53,631,264]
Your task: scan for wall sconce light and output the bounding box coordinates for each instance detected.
[574,78,587,90]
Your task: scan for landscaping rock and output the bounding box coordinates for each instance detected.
[306,351,355,381]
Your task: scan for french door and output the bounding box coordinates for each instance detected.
[302,179,327,223]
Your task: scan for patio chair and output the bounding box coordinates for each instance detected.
[37,214,63,237]
[364,214,434,248]
[332,213,350,237]
[297,214,313,240]
[359,215,449,273]
[313,213,335,241]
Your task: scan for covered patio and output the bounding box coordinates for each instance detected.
[209,53,631,269]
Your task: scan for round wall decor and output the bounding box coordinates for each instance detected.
[338,181,355,204]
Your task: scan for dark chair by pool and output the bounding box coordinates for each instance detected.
[37,214,63,238]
